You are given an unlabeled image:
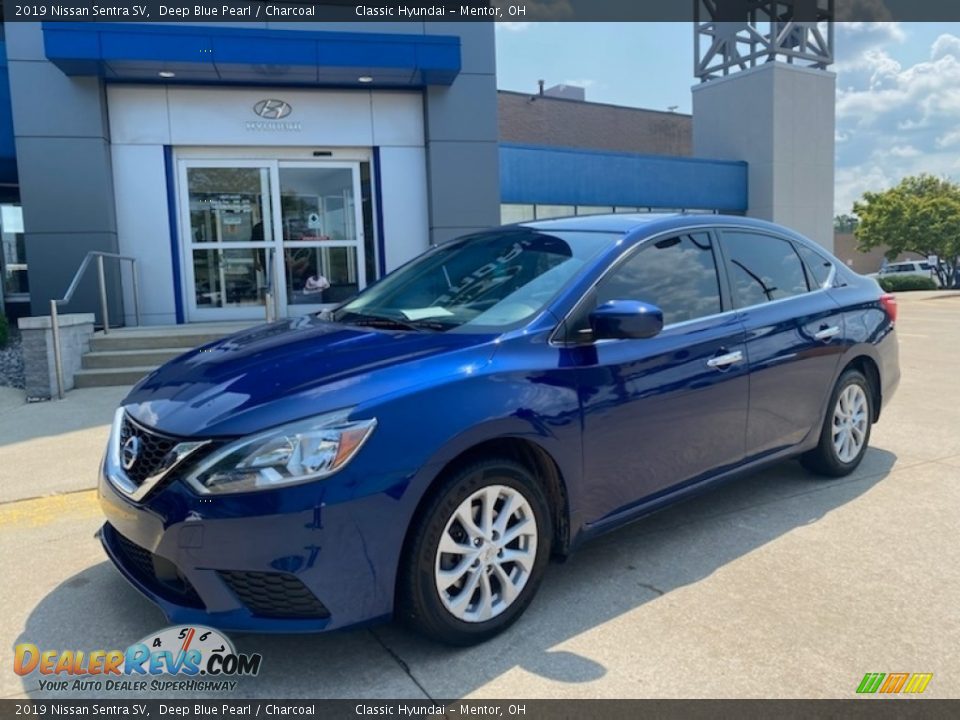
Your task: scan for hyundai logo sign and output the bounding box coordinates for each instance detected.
[253,99,292,120]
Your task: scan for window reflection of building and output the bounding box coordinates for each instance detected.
[1,204,28,315]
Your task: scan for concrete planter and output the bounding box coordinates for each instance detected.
[17,314,95,401]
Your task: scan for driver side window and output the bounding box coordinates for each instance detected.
[566,232,723,342]
[597,232,723,325]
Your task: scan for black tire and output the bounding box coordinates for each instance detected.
[397,458,552,646]
[800,369,873,477]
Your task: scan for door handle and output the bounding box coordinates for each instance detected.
[814,326,841,342]
[706,350,744,370]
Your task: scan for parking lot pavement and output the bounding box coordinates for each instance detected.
[1,294,958,699]
[0,385,129,504]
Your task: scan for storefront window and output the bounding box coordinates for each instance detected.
[279,165,363,307]
[534,205,576,219]
[576,206,614,216]
[187,167,272,245]
[186,167,272,310]
[360,162,377,284]
[1,204,28,300]
[500,204,535,224]
[193,248,267,308]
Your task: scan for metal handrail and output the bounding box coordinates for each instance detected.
[49,251,141,400]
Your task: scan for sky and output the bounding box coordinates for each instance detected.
[495,22,960,215]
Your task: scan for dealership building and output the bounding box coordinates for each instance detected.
[0,19,834,329]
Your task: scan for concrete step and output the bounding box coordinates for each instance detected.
[90,331,231,352]
[82,349,184,370]
[74,323,254,388]
[73,366,157,389]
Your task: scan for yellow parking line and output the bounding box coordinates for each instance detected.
[0,490,100,529]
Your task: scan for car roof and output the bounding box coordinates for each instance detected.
[518,212,805,239]
[519,213,680,233]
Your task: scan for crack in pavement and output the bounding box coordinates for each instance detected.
[0,487,97,508]
[635,581,665,597]
[368,629,433,701]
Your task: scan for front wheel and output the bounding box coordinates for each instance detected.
[398,459,552,645]
[801,369,873,477]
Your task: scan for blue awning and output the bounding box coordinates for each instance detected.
[42,23,461,87]
[500,143,748,212]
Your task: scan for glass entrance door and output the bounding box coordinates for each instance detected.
[277,163,365,316]
[179,161,275,321]
[178,159,366,322]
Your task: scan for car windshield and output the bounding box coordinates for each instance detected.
[333,228,616,332]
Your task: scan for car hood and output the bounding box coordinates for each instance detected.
[123,316,497,437]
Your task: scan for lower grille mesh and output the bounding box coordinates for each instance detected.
[217,570,330,619]
[112,529,204,608]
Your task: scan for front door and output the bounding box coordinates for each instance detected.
[179,161,275,322]
[573,231,749,524]
[178,159,367,322]
[278,162,366,317]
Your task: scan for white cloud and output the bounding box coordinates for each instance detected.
[834,32,960,213]
[931,34,960,60]
[836,164,893,216]
[888,145,921,158]
[834,22,905,71]
[936,129,960,149]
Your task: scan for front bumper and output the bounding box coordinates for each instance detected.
[97,458,410,633]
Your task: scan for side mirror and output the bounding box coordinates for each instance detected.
[589,300,664,340]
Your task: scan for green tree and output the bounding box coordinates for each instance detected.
[853,175,960,288]
[834,214,859,233]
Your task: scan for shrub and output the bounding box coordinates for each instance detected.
[877,275,939,292]
[0,312,8,347]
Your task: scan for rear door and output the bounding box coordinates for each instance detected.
[573,231,750,522]
[718,230,847,459]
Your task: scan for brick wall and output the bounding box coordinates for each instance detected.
[833,233,924,274]
[498,91,692,156]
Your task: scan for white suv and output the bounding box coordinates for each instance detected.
[871,261,939,285]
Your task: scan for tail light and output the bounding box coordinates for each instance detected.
[880,293,898,323]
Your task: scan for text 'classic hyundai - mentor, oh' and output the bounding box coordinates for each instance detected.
[99,214,899,645]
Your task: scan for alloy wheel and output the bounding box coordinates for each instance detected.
[434,484,538,623]
[832,383,869,463]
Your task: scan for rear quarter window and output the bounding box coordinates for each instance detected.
[795,243,834,289]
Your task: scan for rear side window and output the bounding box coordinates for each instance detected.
[596,232,723,325]
[721,231,810,307]
[796,243,834,289]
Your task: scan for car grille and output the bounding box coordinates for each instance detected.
[119,414,179,485]
[217,570,331,619]
[112,528,204,608]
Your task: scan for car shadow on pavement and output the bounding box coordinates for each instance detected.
[16,448,898,699]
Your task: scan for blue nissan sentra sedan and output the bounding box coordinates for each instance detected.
[98,214,899,645]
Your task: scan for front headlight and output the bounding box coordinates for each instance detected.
[185,410,376,495]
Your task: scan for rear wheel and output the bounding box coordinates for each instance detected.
[398,459,552,645]
[801,369,873,477]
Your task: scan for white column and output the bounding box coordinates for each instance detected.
[692,63,836,252]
